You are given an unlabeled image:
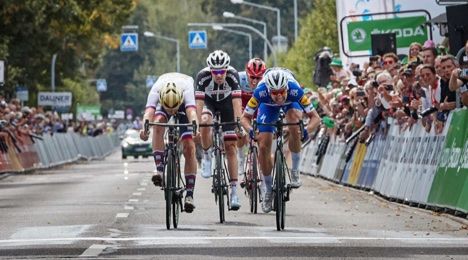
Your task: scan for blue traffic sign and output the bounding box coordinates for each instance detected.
[120,33,138,52]
[188,31,207,49]
[97,79,107,92]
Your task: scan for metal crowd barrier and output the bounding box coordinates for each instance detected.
[0,132,119,174]
[300,108,468,216]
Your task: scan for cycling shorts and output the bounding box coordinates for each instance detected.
[256,102,302,133]
[202,97,237,141]
[155,104,193,140]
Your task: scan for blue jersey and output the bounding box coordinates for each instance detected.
[244,69,313,116]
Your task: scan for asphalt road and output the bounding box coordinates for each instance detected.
[0,151,467,259]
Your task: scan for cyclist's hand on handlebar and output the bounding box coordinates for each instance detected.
[301,128,309,143]
[249,129,256,141]
[139,129,149,141]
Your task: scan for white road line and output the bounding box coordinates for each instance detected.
[124,205,134,210]
[1,236,468,244]
[132,192,142,196]
[128,199,139,202]
[137,188,146,191]
[80,244,108,257]
[115,213,129,218]
[140,182,148,186]
[124,170,129,175]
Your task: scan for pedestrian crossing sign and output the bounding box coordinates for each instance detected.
[120,33,138,52]
[188,31,207,49]
[96,79,107,92]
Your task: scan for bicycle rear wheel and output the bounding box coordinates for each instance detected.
[274,149,285,231]
[165,152,174,230]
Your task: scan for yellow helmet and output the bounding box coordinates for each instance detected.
[160,82,184,111]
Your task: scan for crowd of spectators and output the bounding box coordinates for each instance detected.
[0,97,115,140]
[309,39,468,143]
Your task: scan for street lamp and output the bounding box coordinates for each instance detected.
[230,0,282,52]
[188,22,277,66]
[143,31,180,72]
[212,25,252,60]
[223,11,268,61]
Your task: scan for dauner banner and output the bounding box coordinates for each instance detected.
[38,92,72,107]
[347,16,428,52]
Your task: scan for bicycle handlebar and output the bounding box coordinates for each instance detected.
[144,119,198,136]
[253,119,305,141]
[198,117,240,129]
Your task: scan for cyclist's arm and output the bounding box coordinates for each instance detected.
[194,71,207,123]
[186,106,198,126]
[297,93,321,134]
[241,111,253,134]
[228,69,243,120]
[305,109,321,135]
[241,96,260,132]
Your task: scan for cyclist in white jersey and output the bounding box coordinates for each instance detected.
[140,72,199,213]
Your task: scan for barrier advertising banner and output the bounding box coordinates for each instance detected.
[428,109,468,213]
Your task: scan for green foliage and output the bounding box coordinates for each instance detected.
[282,0,338,88]
[0,0,135,101]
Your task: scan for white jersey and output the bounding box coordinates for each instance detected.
[145,72,196,109]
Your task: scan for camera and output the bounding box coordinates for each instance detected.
[419,106,438,118]
[384,84,394,91]
[459,68,468,78]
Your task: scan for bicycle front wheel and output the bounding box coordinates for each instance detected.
[172,155,181,229]
[215,150,225,223]
[250,148,259,214]
[165,152,174,230]
[274,149,285,231]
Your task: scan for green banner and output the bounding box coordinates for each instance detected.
[77,104,101,116]
[428,109,468,212]
[347,16,428,52]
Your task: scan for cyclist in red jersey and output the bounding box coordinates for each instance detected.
[237,58,267,177]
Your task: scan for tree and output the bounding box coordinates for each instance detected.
[281,0,338,88]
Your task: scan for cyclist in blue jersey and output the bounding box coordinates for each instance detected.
[240,68,321,213]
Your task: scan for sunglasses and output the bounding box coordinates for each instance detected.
[383,60,394,65]
[249,75,262,80]
[211,69,227,75]
[270,88,287,96]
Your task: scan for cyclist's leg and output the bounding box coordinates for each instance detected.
[218,99,241,209]
[285,103,303,187]
[178,108,197,212]
[236,134,248,177]
[256,104,279,212]
[200,101,214,178]
[151,106,168,186]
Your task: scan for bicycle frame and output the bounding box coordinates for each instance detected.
[144,116,196,229]
[242,137,262,214]
[254,112,304,230]
[199,112,240,223]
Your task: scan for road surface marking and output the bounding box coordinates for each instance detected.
[1,236,468,244]
[80,244,108,257]
[116,213,129,218]
[128,199,139,202]
[132,192,142,196]
[124,205,134,210]
[137,188,146,191]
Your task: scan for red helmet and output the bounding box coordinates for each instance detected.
[245,58,266,78]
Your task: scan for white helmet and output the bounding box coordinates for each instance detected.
[159,82,184,111]
[206,50,230,69]
[265,69,289,91]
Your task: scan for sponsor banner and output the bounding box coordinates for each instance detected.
[38,92,72,107]
[347,16,428,52]
[428,109,468,212]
